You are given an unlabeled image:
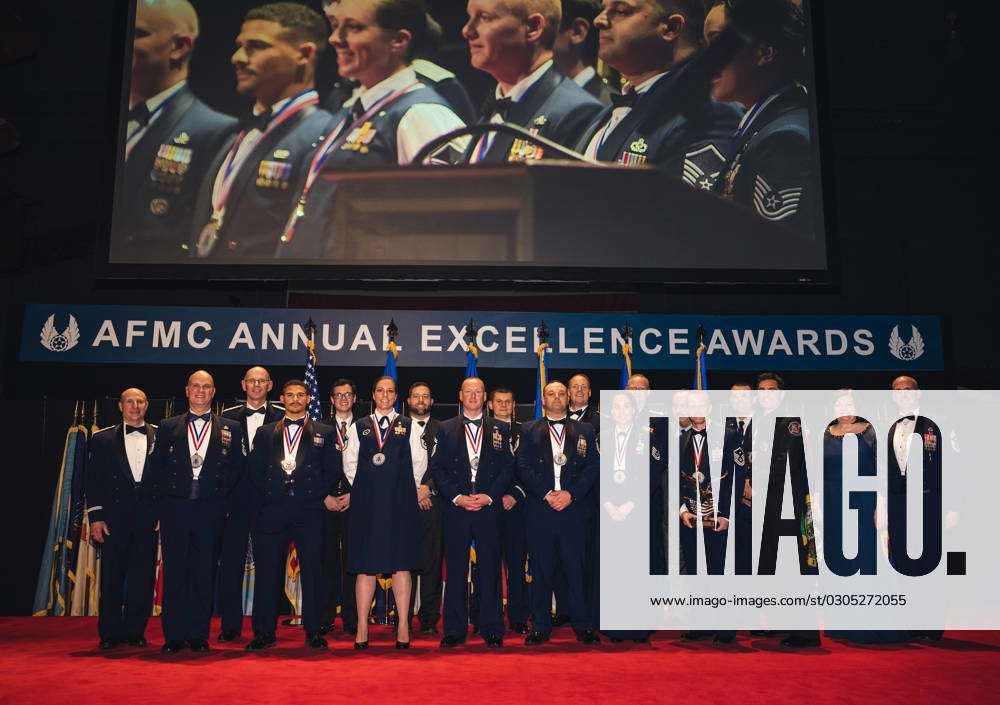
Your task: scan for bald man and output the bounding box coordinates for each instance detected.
[217,367,284,642]
[86,388,158,650]
[146,371,246,654]
[462,0,603,163]
[111,0,237,263]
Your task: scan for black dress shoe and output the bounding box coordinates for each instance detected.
[525,631,550,646]
[576,629,601,645]
[98,639,120,650]
[551,614,571,627]
[713,634,735,645]
[781,634,821,648]
[510,622,528,634]
[439,634,465,648]
[306,632,328,650]
[353,640,369,650]
[125,635,148,648]
[484,634,503,648]
[217,630,239,643]
[681,630,714,642]
[395,640,411,650]
[160,641,186,654]
[189,638,210,652]
[246,633,277,651]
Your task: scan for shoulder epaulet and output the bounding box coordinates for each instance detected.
[222,404,243,413]
[95,425,116,434]
[269,402,285,409]
[149,423,158,429]
[412,58,456,83]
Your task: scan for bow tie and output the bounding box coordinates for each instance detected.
[610,89,638,109]
[188,413,211,423]
[126,424,146,435]
[569,409,584,418]
[463,417,483,427]
[349,98,366,121]
[416,420,426,427]
[377,416,391,429]
[691,429,706,437]
[246,406,266,416]
[480,95,513,121]
[128,102,151,127]
[284,417,305,427]
[241,108,272,132]
[547,418,567,426]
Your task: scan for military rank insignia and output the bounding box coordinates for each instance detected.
[682,144,726,190]
[492,427,503,451]
[752,174,802,222]
[257,159,292,189]
[618,138,648,166]
[150,143,192,195]
[733,447,746,467]
[576,435,588,456]
[341,122,377,154]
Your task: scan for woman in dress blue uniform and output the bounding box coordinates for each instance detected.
[274,0,468,259]
[341,375,420,648]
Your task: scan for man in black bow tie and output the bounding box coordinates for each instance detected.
[86,388,158,650]
[217,367,284,643]
[462,0,603,163]
[111,0,237,263]
[575,0,739,181]
[146,371,246,654]
[189,2,333,260]
[516,380,601,645]
[431,377,513,648]
[245,380,341,651]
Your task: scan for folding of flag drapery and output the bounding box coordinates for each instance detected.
[694,324,709,390]
[619,322,633,390]
[533,322,551,419]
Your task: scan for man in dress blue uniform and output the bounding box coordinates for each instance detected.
[705,0,814,232]
[489,387,530,633]
[432,377,514,648]
[462,0,604,163]
[111,0,237,263]
[577,0,741,183]
[245,380,342,651]
[145,371,246,654]
[319,378,359,634]
[217,367,284,643]
[517,380,600,645]
[190,2,333,260]
[86,388,158,649]
[568,373,599,628]
[554,0,617,105]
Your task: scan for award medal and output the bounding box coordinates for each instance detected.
[549,421,567,466]
[282,419,305,475]
[278,82,419,244]
[371,413,396,467]
[198,89,319,256]
[692,433,706,484]
[464,419,483,475]
[614,425,630,485]
[188,416,211,476]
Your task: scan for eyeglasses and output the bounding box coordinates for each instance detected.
[283,392,309,399]
[245,378,271,385]
[332,392,355,399]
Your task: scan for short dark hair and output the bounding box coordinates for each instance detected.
[408,381,433,397]
[372,375,398,395]
[246,2,329,53]
[721,0,806,78]
[330,378,357,397]
[490,387,515,401]
[756,371,785,389]
[282,379,309,393]
[560,0,601,65]
[373,0,432,63]
[656,0,707,44]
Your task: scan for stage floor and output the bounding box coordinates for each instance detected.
[1,619,998,705]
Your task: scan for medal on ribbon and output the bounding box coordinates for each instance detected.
[465,419,483,474]
[371,413,396,466]
[188,416,211,475]
[282,419,304,475]
[614,425,630,485]
[549,422,567,466]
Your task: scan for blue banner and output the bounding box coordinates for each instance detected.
[20,305,944,371]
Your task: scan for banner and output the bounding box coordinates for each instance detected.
[21,305,943,371]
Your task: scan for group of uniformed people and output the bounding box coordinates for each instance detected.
[87,365,943,653]
[113,0,815,263]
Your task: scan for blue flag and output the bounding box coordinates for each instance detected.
[383,342,399,411]
[466,343,479,378]
[619,341,632,390]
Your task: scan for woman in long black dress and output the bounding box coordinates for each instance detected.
[342,376,419,648]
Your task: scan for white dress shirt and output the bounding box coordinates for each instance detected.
[893,413,918,475]
[125,79,187,158]
[342,411,424,488]
[408,415,430,487]
[545,415,568,492]
[245,403,268,451]
[123,425,148,483]
[584,71,669,159]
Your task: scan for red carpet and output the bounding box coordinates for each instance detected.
[1,619,998,705]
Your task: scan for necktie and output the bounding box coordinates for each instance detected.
[480,95,513,122]
[284,417,304,427]
[126,425,146,434]
[463,417,482,427]
[188,412,211,423]
[350,98,365,122]
[738,420,745,437]
[241,108,272,132]
[610,89,638,109]
[128,102,151,126]
[246,406,266,416]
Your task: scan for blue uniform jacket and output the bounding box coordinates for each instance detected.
[430,416,514,506]
[145,413,245,500]
[86,423,158,524]
[246,419,342,509]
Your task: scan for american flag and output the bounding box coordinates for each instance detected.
[304,327,322,421]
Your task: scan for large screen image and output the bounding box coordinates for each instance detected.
[109,0,827,278]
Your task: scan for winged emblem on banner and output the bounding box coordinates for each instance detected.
[40,314,81,352]
[888,325,925,361]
